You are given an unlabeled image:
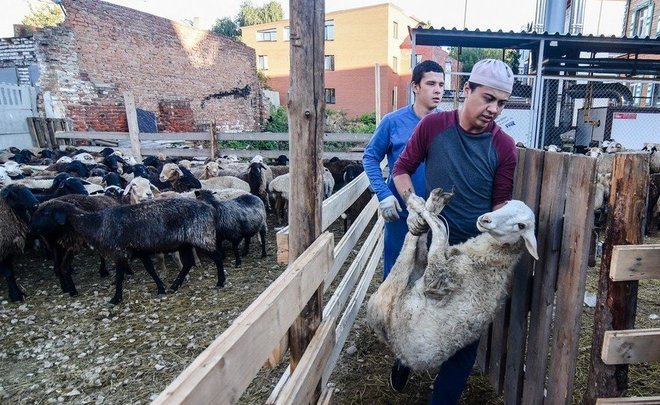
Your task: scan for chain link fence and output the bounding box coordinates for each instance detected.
[436,72,660,151]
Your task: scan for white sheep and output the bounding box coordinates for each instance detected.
[323,167,334,198]
[191,161,221,180]
[366,189,539,371]
[268,173,290,225]
[200,176,250,192]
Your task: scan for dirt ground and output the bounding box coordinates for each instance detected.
[0,214,658,404]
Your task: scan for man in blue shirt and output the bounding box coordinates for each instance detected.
[362,59,445,392]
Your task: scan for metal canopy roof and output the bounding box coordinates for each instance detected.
[411,28,660,76]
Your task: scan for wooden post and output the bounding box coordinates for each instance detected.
[374,64,381,125]
[209,120,217,161]
[287,0,325,388]
[584,153,650,404]
[123,92,143,162]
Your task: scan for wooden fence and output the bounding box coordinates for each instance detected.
[151,150,657,404]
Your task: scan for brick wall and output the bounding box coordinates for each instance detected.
[35,0,263,132]
[0,37,37,86]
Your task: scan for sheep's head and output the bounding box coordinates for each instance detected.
[586,147,601,158]
[123,177,159,204]
[56,156,73,164]
[73,152,96,165]
[476,200,539,260]
[160,163,182,183]
[178,159,192,170]
[205,162,220,177]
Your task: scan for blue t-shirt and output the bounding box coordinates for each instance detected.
[363,105,428,214]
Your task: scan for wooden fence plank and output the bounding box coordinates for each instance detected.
[596,396,660,404]
[610,245,660,281]
[122,93,142,162]
[216,132,371,142]
[504,148,544,403]
[322,232,383,386]
[601,328,660,365]
[275,317,336,405]
[521,152,570,405]
[547,154,597,404]
[140,132,213,141]
[585,153,650,404]
[277,172,371,264]
[152,233,333,405]
[326,198,378,287]
[55,131,130,140]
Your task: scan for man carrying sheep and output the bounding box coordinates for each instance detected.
[362,60,445,392]
[391,59,518,404]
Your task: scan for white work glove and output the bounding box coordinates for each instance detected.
[405,193,430,235]
[379,195,402,222]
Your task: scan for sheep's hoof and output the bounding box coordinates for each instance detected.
[169,283,181,292]
[157,288,167,295]
[215,282,225,289]
[426,189,455,214]
[108,297,121,305]
[68,290,79,297]
[99,270,110,278]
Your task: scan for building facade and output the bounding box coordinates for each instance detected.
[241,3,451,119]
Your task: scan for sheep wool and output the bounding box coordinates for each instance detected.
[367,189,539,371]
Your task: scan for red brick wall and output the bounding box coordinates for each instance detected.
[35,0,263,132]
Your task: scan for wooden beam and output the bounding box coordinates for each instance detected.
[601,328,660,365]
[317,388,334,405]
[209,121,217,161]
[55,131,130,140]
[546,154,597,405]
[216,132,371,142]
[276,173,372,264]
[152,233,333,405]
[322,231,383,385]
[326,196,378,286]
[610,244,660,281]
[275,317,336,405]
[585,152,651,404]
[596,397,660,404]
[123,92,143,162]
[287,0,326,383]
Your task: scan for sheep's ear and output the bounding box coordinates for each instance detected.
[260,163,267,170]
[523,230,539,260]
[54,210,67,225]
[150,184,161,196]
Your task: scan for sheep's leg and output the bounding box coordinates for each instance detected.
[418,190,458,301]
[172,252,183,270]
[232,240,242,267]
[242,236,251,257]
[0,255,24,302]
[138,254,167,295]
[259,225,267,257]
[61,248,79,297]
[110,259,129,305]
[98,256,110,278]
[52,245,68,293]
[192,248,201,267]
[199,248,225,288]
[169,246,195,292]
[155,253,167,273]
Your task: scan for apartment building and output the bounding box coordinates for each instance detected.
[241,3,451,118]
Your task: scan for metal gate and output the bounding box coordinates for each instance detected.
[0,83,38,149]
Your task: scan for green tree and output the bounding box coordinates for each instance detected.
[212,17,240,39]
[449,48,520,86]
[237,1,284,27]
[21,0,64,31]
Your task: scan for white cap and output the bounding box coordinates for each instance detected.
[468,59,514,94]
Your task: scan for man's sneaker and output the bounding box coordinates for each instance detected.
[389,358,410,393]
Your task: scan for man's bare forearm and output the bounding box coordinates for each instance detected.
[393,173,415,203]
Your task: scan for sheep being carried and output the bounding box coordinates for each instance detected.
[366,188,539,371]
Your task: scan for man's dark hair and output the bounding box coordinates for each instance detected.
[467,81,481,91]
[411,60,444,85]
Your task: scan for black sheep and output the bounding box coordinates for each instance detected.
[195,189,267,267]
[31,194,120,296]
[0,185,39,301]
[46,198,223,304]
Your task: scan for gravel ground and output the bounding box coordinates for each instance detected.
[1,216,658,404]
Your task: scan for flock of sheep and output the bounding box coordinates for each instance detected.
[0,146,365,305]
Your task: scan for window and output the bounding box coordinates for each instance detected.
[415,54,422,64]
[283,26,290,41]
[324,88,336,104]
[631,83,642,105]
[324,55,335,71]
[324,20,335,40]
[258,55,269,70]
[630,3,653,37]
[392,86,398,110]
[392,56,398,73]
[256,29,277,42]
[393,21,399,39]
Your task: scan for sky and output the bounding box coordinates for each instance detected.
[1,0,537,38]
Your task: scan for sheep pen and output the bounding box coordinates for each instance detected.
[1,191,660,402]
